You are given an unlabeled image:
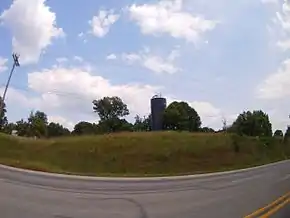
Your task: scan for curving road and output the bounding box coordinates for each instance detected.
[0,160,289,218]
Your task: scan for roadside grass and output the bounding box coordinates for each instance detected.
[0,131,289,177]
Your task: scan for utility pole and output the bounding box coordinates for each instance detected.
[0,53,20,120]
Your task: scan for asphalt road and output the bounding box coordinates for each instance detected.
[0,160,289,218]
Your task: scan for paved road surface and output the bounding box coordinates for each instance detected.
[0,161,289,218]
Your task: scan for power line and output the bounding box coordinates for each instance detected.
[1,82,290,129]
[1,84,287,120]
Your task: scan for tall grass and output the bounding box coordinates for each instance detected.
[0,132,289,176]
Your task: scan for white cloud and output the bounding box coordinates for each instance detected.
[257,59,290,99]
[261,0,279,4]
[78,32,84,38]
[56,57,68,63]
[0,0,64,65]
[165,97,225,129]
[190,101,223,128]
[277,39,290,50]
[128,0,217,43]
[48,115,75,130]
[276,0,290,30]
[0,57,8,73]
[27,65,162,120]
[122,53,142,63]
[143,56,179,74]
[89,9,119,37]
[77,32,87,43]
[1,62,226,130]
[106,54,117,60]
[190,101,221,118]
[119,48,180,74]
[0,87,33,108]
[271,0,290,50]
[73,56,83,62]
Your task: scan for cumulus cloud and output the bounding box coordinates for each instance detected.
[257,59,290,99]
[0,59,222,129]
[0,57,8,73]
[111,48,180,74]
[106,54,117,60]
[56,57,68,64]
[190,101,223,128]
[73,56,83,62]
[27,65,162,120]
[0,0,64,65]
[269,0,290,50]
[48,115,75,130]
[261,0,279,4]
[128,0,217,43]
[0,87,33,108]
[89,9,119,37]
[77,32,87,43]
[190,101,221,118]
[164,96,225,128]
[277,39,290,50]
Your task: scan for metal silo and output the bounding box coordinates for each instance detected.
[150,94,167,131]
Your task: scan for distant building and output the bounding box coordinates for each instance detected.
[150,94,167,131]
[11,130,18,136]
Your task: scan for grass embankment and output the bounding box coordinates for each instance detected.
[0,132,289,177]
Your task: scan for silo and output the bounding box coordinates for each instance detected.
[150,94,167,131]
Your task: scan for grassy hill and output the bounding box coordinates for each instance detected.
[0,132,289,177]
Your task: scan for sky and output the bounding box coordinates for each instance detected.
[0,0,290,131]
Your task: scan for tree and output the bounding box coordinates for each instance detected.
[28,111,48,138]
[15,119,30,136]
[133,114,151,131]
[3,122,16,134]
[284,126,290,138]
[72,121,95,135]
[0,97,8,131]
[163,101,201,131]
[200,127,215,133]
[92,96,129,120]
[47,122,70,137]
[97,118,133,133]
[231,110,272,137]
[92,96,130,132]
[273,129,283,137]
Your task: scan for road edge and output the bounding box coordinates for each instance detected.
[0,159,289,181]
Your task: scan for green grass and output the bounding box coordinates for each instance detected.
[0,132,289,177]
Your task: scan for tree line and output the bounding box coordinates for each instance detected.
[0,96,289,138]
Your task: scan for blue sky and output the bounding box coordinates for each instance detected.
[0,0,290,131]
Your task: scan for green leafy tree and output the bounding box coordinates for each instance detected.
[97,118,133,133]
[133,114,151,131]
[3,122,16,134]
[28,111,48,138]
[273,129,283,137]
[231,110,272,137]
[200,127,215,133]
[163,101,201,131]
[119,119,134,132]
[15,119,30,136]
[93,96,129,120]
[0,97,8,131]
[47,122,70,137]
[72,121,95,135]
[92,96,130,132]
[284,126,290,139]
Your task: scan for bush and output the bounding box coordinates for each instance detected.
[274,129,283,137]
[231,134,241,153]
